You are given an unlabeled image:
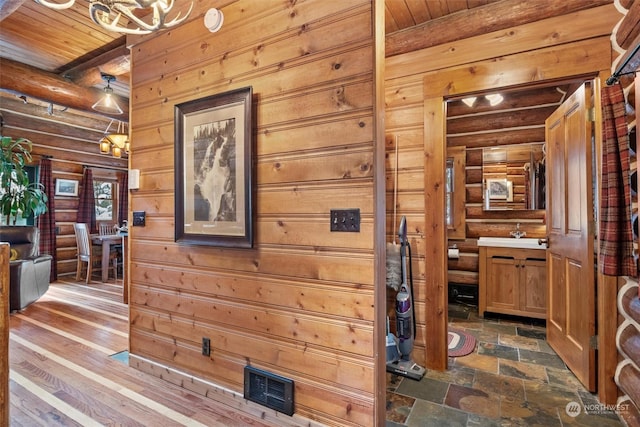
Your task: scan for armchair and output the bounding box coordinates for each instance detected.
[0,226,52,311]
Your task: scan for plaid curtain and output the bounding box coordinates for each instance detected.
[38,158,57,281]
[117,171,128,226]
[599,83,637,277]
[77,168,96,233]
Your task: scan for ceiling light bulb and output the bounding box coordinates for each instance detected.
[486,94,504,106]
[462,97,477,107]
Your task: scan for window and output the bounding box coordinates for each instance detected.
[446,147,466,239]
[94,179,117,223]
[0,166,37,226]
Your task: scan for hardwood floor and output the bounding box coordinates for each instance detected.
[8,279,274,426]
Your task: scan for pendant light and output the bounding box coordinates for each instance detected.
[92,74,123,115]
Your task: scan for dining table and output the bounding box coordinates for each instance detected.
[91,233,128,300]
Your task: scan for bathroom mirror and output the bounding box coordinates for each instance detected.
[482,143,545,211]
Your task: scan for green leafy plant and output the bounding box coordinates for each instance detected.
[0,135,48,225]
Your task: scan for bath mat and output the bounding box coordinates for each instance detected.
[448,329,476,357]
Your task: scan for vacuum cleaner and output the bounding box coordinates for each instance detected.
[386,216,426,381]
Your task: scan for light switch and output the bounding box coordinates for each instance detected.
[132,211,145,226]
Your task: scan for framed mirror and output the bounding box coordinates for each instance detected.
[482,143,545,210]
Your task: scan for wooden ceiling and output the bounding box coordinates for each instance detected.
[0,0,498,114]
[385,0,500,34]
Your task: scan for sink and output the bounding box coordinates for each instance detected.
[477,237,546,250]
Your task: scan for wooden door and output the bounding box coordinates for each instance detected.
[545,82,596,391]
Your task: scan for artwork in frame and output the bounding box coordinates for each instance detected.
[486,178,513,202]
[54,178,79,197]
[174,86,253,248]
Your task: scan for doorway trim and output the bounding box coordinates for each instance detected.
[421,36,616,403]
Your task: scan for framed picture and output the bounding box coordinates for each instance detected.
[486,178,513,201]
[55,178,79,196]
[174,86,253,248]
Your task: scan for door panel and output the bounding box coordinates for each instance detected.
[545,82,596,391]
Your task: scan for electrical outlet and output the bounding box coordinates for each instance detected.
[330,209,360,232]
[202,337,211,356]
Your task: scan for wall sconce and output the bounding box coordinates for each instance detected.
[100,121,129,158]
[92,74,123,115]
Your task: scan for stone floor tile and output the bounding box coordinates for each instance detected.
[396,375,450,404]
[386,391,415,424]
[477,342,519,361]
[445,383,500,419]
[498,334,540,351]
[518,349,566,369]
[424,364,475,387]
[453,352,499,374]
[516,327,546,340]
[499,359,548,383]
[481,321,518,336]
[545,367,584,391]
[406,400,468,427]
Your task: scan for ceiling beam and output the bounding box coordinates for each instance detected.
[0,0,26,22]
[0,57,129,121]
[385,0,612,57]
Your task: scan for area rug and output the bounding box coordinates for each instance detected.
[448,329,477,357]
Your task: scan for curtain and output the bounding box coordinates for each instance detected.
[38,158,57,281]
[77,167,96,234]
[117,171,128,227]
[599,83,637,278]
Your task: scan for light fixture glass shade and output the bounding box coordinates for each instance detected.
[485,93,504,106]
[92,91,123,115]
[99,138,111,154]
[112,146,122,158]
[106,133,128,149]
[462,97,477,107]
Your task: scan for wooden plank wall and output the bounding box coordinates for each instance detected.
[385,3,620,368]
[127,1,379,425]
[0,95,127,277]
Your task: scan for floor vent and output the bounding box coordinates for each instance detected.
[244,366,294,416]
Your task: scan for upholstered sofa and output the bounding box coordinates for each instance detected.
[0,226,52,311]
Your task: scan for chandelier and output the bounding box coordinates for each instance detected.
[100,121,129,158]
[35,0,193,35]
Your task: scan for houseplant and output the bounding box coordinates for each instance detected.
[0,135,48,225]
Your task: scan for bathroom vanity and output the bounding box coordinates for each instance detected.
[477,237,547,319]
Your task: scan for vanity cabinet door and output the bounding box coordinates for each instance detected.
[520,258,547,316]
[486,256,519,314]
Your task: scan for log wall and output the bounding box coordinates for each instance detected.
[0,95,127,278]
[612,1,640,423]
[127,1,381,425]
[385,2,619,370]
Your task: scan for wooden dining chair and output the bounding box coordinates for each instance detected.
[73,223,117,283]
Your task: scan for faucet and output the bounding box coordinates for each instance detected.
[510,223,526,239]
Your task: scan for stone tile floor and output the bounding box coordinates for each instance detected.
[386,303,624,426]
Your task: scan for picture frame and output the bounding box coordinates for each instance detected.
[174,86,253,248]
[486,178,513,202]
[54,178,79,196]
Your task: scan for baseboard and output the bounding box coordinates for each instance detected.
[129,353,324,427]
